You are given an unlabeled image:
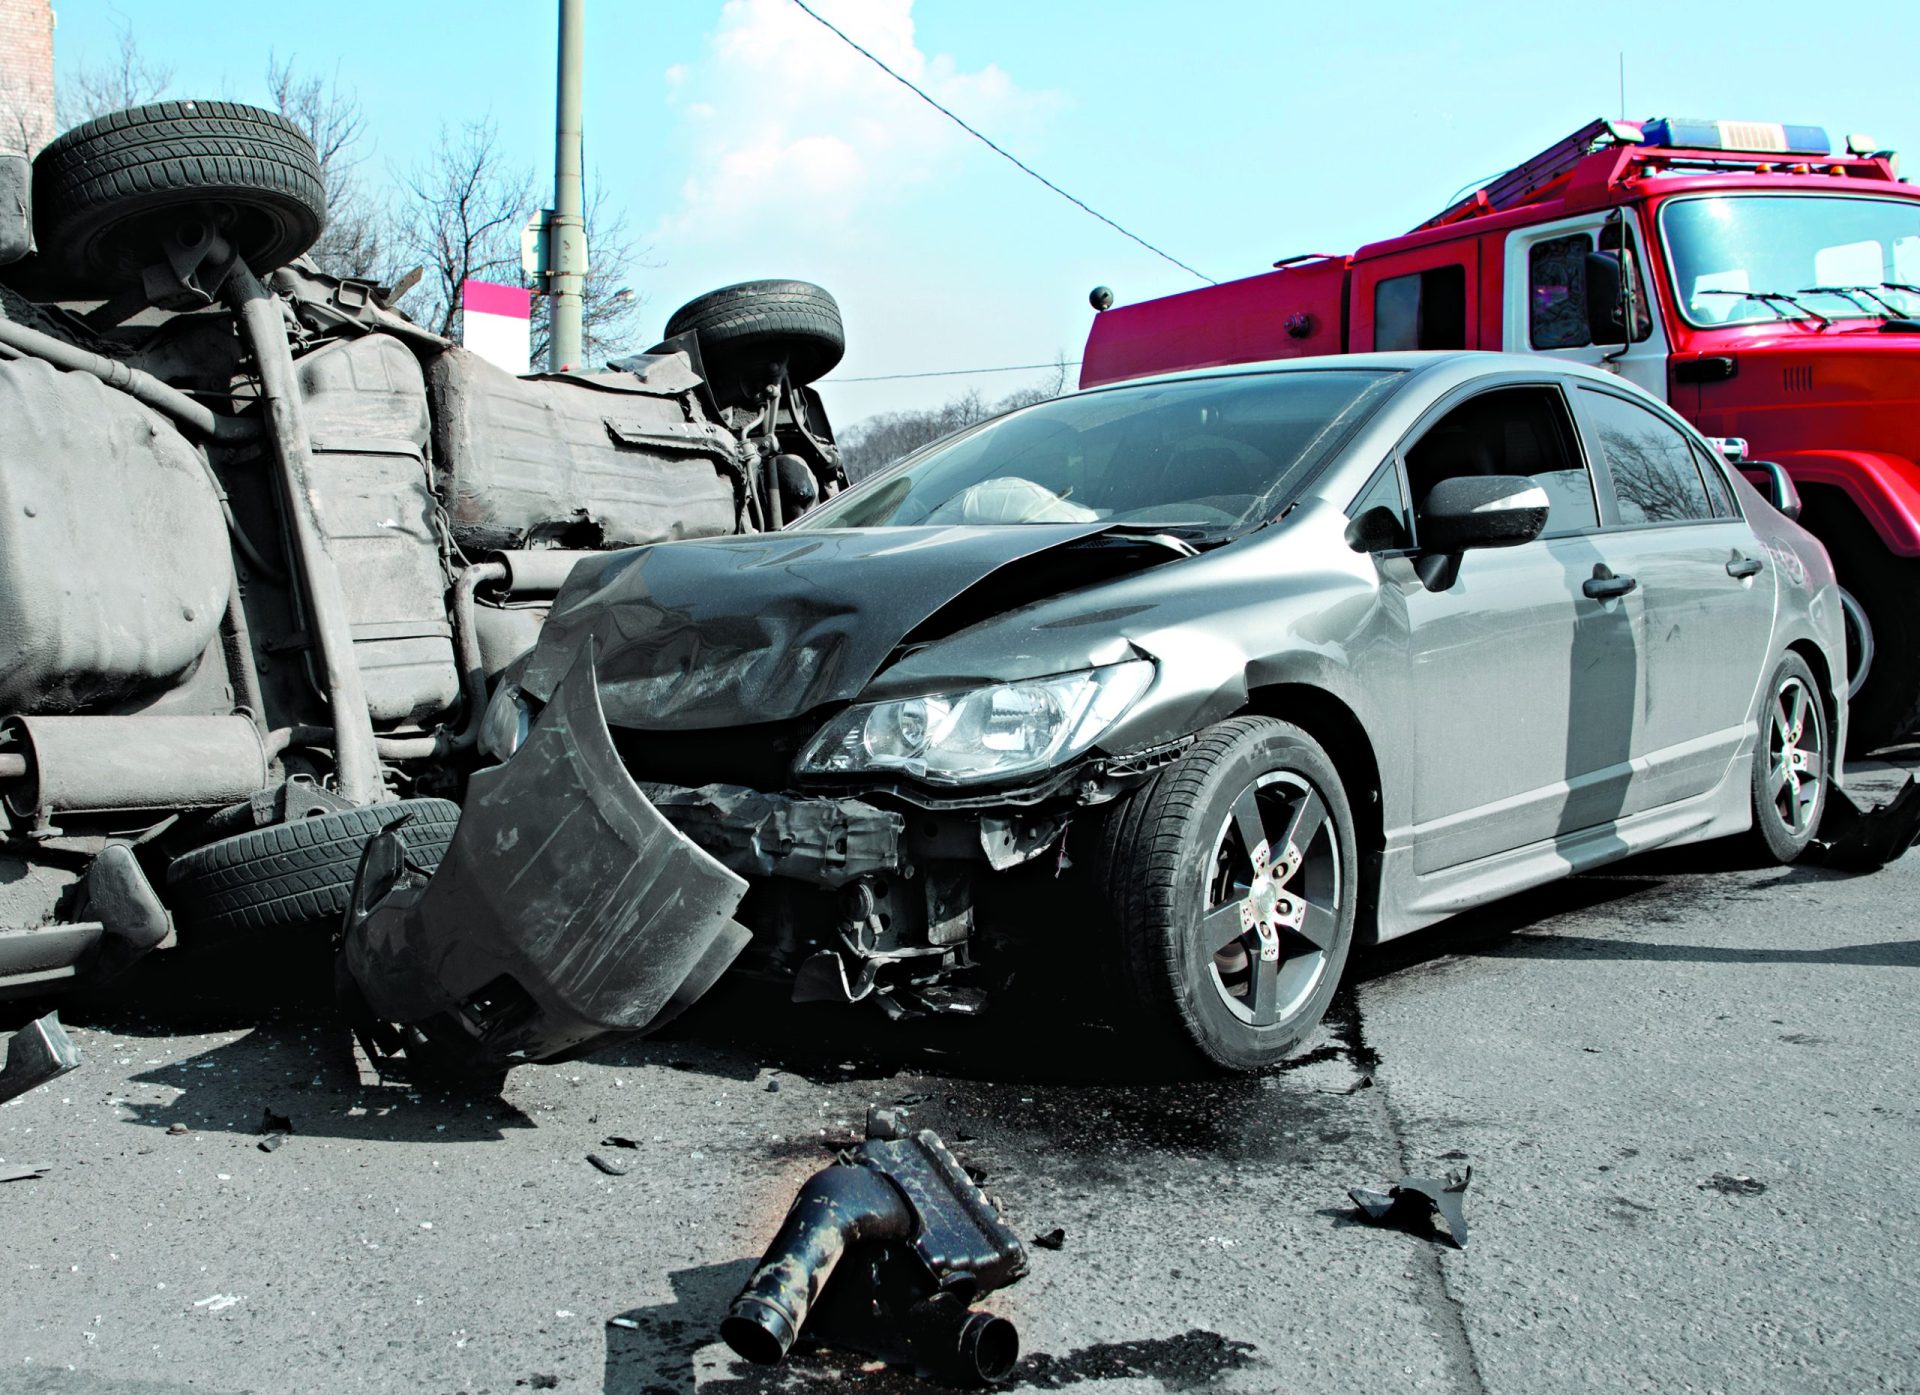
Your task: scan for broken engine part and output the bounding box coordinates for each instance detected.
[722,1128,1027,1387]
[0,1012,81,1105]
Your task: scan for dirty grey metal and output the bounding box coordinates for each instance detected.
[1815,776,1920,870]
[1,714,269,815]
[339,644,750,1067]
[642,783,904,887]
[80,842,174,979]
[223,260,382,805]
[487,550,596,596]
[0,357,234,715]
[1349,1166,1472,1248]
[425,346,739,553]
[0,315,250,440]
[0,1012,81,1104]
[722,1127,1027,1386]
[296,332,460,727]
[0,154,32,266]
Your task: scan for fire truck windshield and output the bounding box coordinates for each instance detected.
[1660,194,1920,327]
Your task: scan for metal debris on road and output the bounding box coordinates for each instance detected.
[166,1123,188,1136]
[1,1163,50,1183]
[1031,1227,1067,1251]
[1701,1173,1767,1197]
[1349,1166,1472,1248]
[1814,777,1920,870]
[601,1136,640,1150]
[0,1012,81,1105]
[257,1108,293,1152]
[588,1153,629,1177]
[721,1128,1028,1386]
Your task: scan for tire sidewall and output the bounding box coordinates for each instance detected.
[1751,653,1828,863]
[1156,721,1357,1070]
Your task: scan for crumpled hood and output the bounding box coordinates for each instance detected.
[518,523,1171,730]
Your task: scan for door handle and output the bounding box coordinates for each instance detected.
[1726,555,1764,579]
[1582,566,1637,600]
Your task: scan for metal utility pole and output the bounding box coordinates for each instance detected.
[548,0,587,371]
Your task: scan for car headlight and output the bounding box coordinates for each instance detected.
[478,681,534,763]
[793,661,1155,785]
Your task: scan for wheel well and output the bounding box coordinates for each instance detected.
[1796,481,1876,553]
[1243,684,1384,937]
[1788,638,1840,737]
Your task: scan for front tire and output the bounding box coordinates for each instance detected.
[1098,716,1357,1072]
[1750,653,1828,864]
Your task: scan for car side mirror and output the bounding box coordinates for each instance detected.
[1417,474,1551,553]
[1740,461,1802,521]
[1585,251,1628,346]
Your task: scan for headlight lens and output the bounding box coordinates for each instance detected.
[478,681,533,763]
[794,661,1154,784]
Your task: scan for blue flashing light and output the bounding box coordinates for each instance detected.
[1642,119,1830,156]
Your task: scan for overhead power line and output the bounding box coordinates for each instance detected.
[835,359,1082,383]
[790,0,1216,286]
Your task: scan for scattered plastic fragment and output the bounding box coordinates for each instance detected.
[1701,1173,1766,1197]
[192,1294,242,1312]
[722,1128,1028,1386]
[1814,778,1920,870]
[257,1134,287,1154]
[588,1153,628,1177]
[0,1163,50,1183]
[601,1136,641,1150]
[1032,1227,1067,1251]
[257,1109,292,1152]
[1349,1167,1472,1248]
[0,1013,81,1105]
[166,1123,188,1136]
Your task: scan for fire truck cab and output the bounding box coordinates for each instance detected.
[1082,119,1920,752]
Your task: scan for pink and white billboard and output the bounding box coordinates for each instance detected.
[460,279,531,376]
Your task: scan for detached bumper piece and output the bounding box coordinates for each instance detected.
[340,644,750,1073]
[0,1012,80,1105]
[643,782,903,888]
[723,1128,1027,1387]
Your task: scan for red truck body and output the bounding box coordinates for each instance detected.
[1082,118,1920,747]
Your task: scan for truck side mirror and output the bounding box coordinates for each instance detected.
[1585,252,1628,346]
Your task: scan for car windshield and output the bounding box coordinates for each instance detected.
[1661,194,1920,326]
[799,370,1402,534]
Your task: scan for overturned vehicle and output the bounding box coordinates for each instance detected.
[349,351,1847,1075]
[0,101,847,997]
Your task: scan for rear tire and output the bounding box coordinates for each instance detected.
[1749,653,1828,864]
[167,799,459,936]
[1096,716,1357,1072]
[33,100,325,293]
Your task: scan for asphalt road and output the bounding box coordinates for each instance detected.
[3,762,1917,1395]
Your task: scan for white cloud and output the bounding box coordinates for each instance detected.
[655,0,1056,240]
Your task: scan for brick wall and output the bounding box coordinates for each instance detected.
[0,0,55,154]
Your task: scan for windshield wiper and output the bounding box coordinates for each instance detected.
[1695,288,1832,327]
[1798,285,1910,318]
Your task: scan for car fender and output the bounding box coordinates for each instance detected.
[1775,449,1920,558]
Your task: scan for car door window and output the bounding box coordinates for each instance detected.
[1690,442,1737,517]
[1579,389,1713,525]
[1403,385,1597,537]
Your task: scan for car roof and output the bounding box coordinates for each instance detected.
[1092,350,1650,398]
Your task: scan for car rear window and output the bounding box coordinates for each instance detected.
[801,370,1402,533]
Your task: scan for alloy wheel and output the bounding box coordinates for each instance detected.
[1766,673,1826,838]
[1201,771,1342,1028]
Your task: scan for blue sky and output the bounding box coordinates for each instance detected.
[54,0,1920,424]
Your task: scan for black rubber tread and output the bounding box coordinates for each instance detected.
[33,100,325,291]
[1749,652,1828,864]
[166,799,459,935]
[1804,499,1920,756]
[1094,716,1357,1073]
[664,279,846,389]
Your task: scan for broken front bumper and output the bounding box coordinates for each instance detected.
[340,644,753,1068]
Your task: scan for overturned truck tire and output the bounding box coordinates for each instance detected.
[166,799,460,937]
[32,100,326,294]
[665,278,845,405]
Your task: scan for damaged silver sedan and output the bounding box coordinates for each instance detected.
[349,353,1846,1072]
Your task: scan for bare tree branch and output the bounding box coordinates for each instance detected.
[838,361,1072,480]
[57,23,173,129]
[265,53,390,279]
[390,119,534,339]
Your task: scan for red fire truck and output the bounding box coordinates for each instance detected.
[1081,118,1920,753]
